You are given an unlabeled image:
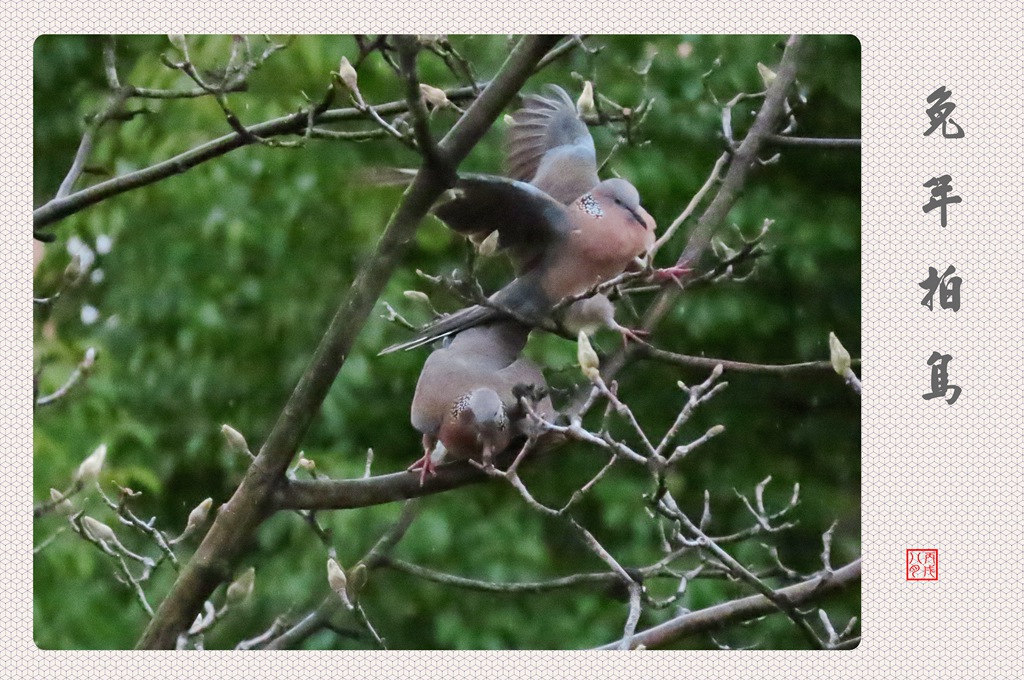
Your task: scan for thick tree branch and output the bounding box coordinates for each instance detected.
[273,439,561,510]
[595,558,860,649]
[278,464,487,510]
[135,35,562,650]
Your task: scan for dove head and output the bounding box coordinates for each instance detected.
[592,178,653,232]
[441,387,510,458]
[465,388,506,428]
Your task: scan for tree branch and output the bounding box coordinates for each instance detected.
[394,37,441,167]
[594,558,860,649]
[635,344,845,376]
[33,84,472,229]
[274,443,538,510]
[602,34,808,381]
[679,35,806,268]
[135,35,562,650]
[35,35,583,232]
[766,134,860,148]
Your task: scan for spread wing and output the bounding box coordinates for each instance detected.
[504,84,599,204]
[433,173,569,274]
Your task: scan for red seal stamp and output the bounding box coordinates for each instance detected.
[906,548,938,580]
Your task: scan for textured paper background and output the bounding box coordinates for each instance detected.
[7,1,1023,676]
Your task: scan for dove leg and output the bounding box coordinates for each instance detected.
[480,442,495,471]
[652,265,693,289]
[613,324,650,350]
[408,434,439,486]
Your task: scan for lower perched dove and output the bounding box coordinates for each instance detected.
[409,320,555,482]
[380,85,659,355]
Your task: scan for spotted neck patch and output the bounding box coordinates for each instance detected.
[451,393,509,430]
[577,193,604,218]
[451,393,472,419]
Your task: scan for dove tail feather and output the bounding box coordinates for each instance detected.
[379,305,500,355]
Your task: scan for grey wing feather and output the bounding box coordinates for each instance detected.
[433,174,569,274]
[504,85,599,204]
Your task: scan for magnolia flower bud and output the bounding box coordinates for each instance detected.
[220,424,250,456]
[403,290,431,304]
[296,454,316,472]
[81,516,116,543]
[188,612,205,635]
[62,254,84,288]
[81,346,98,370]
[327,558,347,592]
[576,81,596,118]
[476,230,500,257]
[757,62,777,88]
[167,35,188,52]
[49,488,74,516]
[226,567,255,605]
[419,83,450,109]
[707,424,726,437]
[828,332,851,376]
[503,114,515,126]
[577,331,601,381]
[185,498,213,532]
[336,56,359,92]
[347,562,368,594]
[327,558,354,609]
[74,444,107,484]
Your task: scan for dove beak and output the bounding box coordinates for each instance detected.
[626,206,647,230]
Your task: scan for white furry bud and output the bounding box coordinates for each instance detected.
[828,332,851,376]
[49,488,74,516]
[226,567,255,605]
[185,498,213,532]
[74,444,107,484]
[336,56,358,92]
[220,424,250,456]
[419,83,450,109]
[81,516,116,543]
[576,81,596,118]
[577,331,601,381]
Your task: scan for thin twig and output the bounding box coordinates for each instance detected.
[395,36,441,165]
[766,134,860,148]
[651,152,729,255]
[635,345,839,376]
[35,348,97,407]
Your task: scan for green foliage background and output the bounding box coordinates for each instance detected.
[33,35,860,650]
